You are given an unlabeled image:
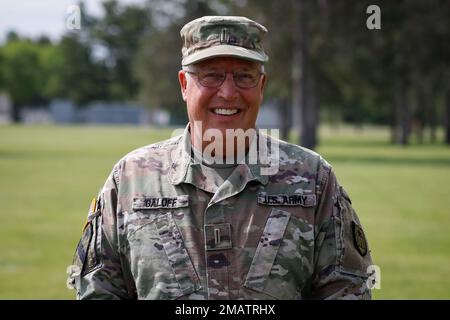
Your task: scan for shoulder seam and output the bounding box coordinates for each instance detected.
[315,157,333,207]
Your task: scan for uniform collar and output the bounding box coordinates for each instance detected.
[168,123,270,187]
[167,124,191,185]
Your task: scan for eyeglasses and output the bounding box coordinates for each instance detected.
[184,69,264,89]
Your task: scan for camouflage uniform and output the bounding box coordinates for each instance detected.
[68,15,373,300]
[68,125,373,300]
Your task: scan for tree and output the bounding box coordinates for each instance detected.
[0,38,46,121]
[134,0,216,123]
[291,0,320,150]
[56,34,111,105]
[92,0,151,101]
[446,89,450,145]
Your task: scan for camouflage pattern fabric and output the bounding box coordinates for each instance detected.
[68,125,373,300]
[180,16,269,66]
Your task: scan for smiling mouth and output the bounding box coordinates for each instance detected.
[212,108,240,116]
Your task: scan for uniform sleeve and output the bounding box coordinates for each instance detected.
[309,160,374,300]
[67,169,136,300]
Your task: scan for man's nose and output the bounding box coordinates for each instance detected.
[217,73,239,100]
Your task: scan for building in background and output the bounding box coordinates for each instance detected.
[48,100,171,126]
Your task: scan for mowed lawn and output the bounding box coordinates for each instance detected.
[0,124,449,299]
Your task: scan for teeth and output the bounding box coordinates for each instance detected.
[213,108,238,115]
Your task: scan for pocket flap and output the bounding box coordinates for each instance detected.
[244,208,291,292]
[154,212,201,295]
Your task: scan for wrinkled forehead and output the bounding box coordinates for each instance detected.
[192,57,261,70]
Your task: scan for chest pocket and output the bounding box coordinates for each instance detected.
[126,196,201,299]
[243,208,315,299]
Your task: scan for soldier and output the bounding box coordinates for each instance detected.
[67,16,374,300]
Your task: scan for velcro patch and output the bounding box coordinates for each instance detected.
[258,193,316,207]
[352,221,368,257]
[83,196,101,232]
[133,195,189,210]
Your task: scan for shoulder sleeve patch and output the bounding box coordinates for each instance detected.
[352,221,368,257]
[335,185,372,277]
[72,196,103,278]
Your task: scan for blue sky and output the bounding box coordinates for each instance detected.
[0,0,146,43]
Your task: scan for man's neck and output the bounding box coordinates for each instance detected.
[189,124,257,166]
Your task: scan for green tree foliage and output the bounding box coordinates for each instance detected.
[56,34,110,105]
[92,0,151,100]
[0,40,42,107]
[0,37,59,120]
[134,0,217,123]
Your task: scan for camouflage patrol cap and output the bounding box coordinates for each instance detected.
[180,16,269,66]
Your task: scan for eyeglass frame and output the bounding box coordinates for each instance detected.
[182,67,265,89]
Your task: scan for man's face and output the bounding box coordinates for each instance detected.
[178,57,266,149]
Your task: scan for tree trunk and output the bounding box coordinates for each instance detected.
[390,100,397,144]
[415,83,426,144]
[302,68,318,149]
[292,0,317,150]
[279,97,291,141]
[291,0,303,146]
[429,87,437,143]
[446,88,450,145]
[12,104,21,123]
[394,77,411,145]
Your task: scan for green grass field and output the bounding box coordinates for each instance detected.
[1,124,449,299]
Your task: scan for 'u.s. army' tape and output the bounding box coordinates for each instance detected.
[258,193,316,207]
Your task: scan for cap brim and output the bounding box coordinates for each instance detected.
[182,44,268,66]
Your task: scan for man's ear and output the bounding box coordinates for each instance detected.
[178,70,188,102]
[259,73,267,101]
